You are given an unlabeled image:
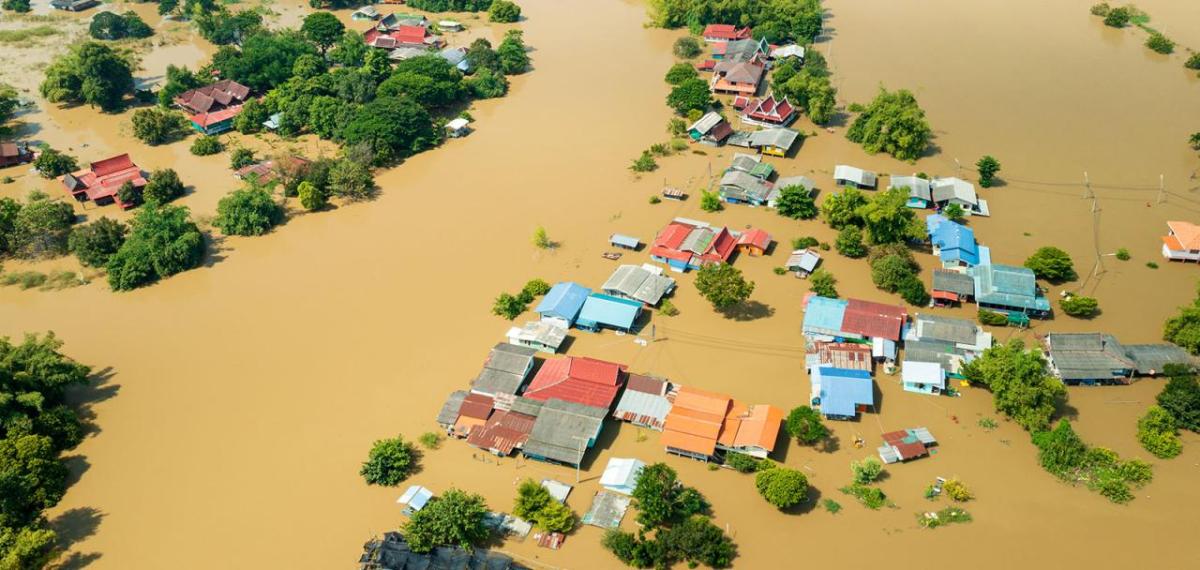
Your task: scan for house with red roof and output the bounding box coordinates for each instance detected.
[364,24,442,51]
[1163,221,1200,262]
[174,79,251,135]
[650,218,739,272]
[522,356,627,410]
[1,142,33,168]
[61,154,146,209]
[702,24,752,42]
[740,95,796,127]
[735,228,772,257]
[802,295,908,343]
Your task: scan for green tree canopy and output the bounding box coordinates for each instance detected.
[32,148,78,179]
[771,54,837,124]
[1156,373,1200,431]
[341,97,436,165]
[963,340,1065,431]
[834,226,866,258]
[9,194,74,259]
[976,155,1001,187]
[846,87,931,161]
[488,0,521,23]
[1137,405,1182,458]
[648,0,823,44]
[694,263,754,310]
[1024,246,1076,281]
[213,187,285,236]
[106,203,206,291]
[40,42,134,111]
[785,405,828,444]
[143,168,186,205]
[130,108,189,145]
[774,184,817,219]
[673,36,701,58]
[820,187,867,228]
[666,78,713,115]
[301,11,345,53]
[855,187,916,244]
[809,269,838,298]
[1059,295,1099,318]
[497,30,530,74]
[360,436,417,486]
[403,489,489,553]
[632,463,709,528]
[0,434,69,529]
[665,62,699,85]
[755,467,808,509]
[211,31,318,91]
[69,217,127,268]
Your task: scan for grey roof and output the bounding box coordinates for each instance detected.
[903,339,964,373]
[786,249,820,272]
[440,47,467,65]
[972,264,1051,312]
[890,175,931,201]
[358,531,516,570]
[612,375,673,430]
[688,112,724,135]
[1047,333,1134,380]
[729,153,761,173]
[601,265,676,306]
[912,314,979,346]
[581,491,631,529]
[747,128,800,151]
[720,170,772,202]
[774,175,815,192]
[726,130,754,147]
[722,38,769,63]
[471,343,537,396]
[1124,344,1194,374]
[388,47,432,60]
[523,399,607,466]
[713,60,764,84]
[436,391,468,426]
[834,164,877,187]
[930,177,978,206]
[932,270,975,296]
[509,396,545,417]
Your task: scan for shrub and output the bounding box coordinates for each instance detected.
[33,148,78,179]
[513,479,576,533]
[809,269,838,298]
[418,432,442,450]
[1115,247,1130,261]
[897,276,930,306]
[1089,3,1110,16]
[700,190,722,212]
[488,0,521,23]
[1137,406,1182,458]
[792,236,819,250]
[143,168,186,204]
[659,299,679,317]
[298,180,329,211]
[1146,32,1174,54]
[131,108,189,145]
[1186,53,1200,71]
[943,479,973,502]
[329,159,375,201]
[785,406,829,445]
[943,203,965,222]
[840,483,888,509]
[1103,6,1130,27]
[649,143,671,157]
[755,468,808,509]
[230,148,256,170]
[822,499,842,514]
[774,184,818,219]
[917,507,972,529]
[835,226,866,258]
[673,36,701,59]
[665,62,699,85]
[773,266,787,276]
[851,458,884,484]
[1147,261,1158,269]
[978,309,1009,326]
[631,150,657,173]
[403,489,488,553]
[492,292,525,320]
[69,217,127,268]
[213,187,284,237]
[522,278,551,298]
[532,226,551,249]
[1060,295,1099,318]
[694,263,754,310]
[360,435,417,486]
[190,135,223,156]
[1024,246,1076,281]
[2,0,31,12]
[666,78,712,115]
[725,451,771,473]
[106,204,205,290]
[649,194,662,204]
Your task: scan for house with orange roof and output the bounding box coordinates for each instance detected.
[61,154,146,209]
[736,228,772,256]
[660,386,783,461]
[1163,221,1200,262]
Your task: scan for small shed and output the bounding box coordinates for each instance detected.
[785,249,821,277]
[600,458,646,495]
[506,320,567,353]
[581,491,632,529]
[834,164,877,189]
[263,113,282,131]
[878,428,937,464]
[576,293,641,333]
[736,228,772,256]
[446,118,470,138]
[397,485,434,515]
[901,361,947,395]
[352,5,381,20]
[872,337,897,363]
[609,233,641,250]
[439,20,464,31]
[541,480,572,503]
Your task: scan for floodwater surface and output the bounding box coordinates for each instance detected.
[2,1,1199,568]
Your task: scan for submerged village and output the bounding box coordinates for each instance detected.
[3,1,1200,569]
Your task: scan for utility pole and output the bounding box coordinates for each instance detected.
[1158,174,1165,204]
[954,158,961,179]
[1083,171,1092,199]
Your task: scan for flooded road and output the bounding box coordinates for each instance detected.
[2,0,1199,568]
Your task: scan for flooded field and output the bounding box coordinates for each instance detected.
[2,0,1199,568]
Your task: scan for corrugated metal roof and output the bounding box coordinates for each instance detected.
[814,367,874,417]
[535,282,591,321]
[577,294,641,330]
[437,390,467,425]
[523,399,607,466]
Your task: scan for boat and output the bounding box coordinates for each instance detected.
[601,252,623,260]
[662,186,687,200]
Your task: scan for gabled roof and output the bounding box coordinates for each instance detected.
[747,128,800,150]
[932,269,975,296]
[535,282,591,321]
[813,367,874,417]
[742,95,795,123]
[471,343,537,397]
[834,164,877,187]
[436,390,468,426]
[712,60,764,84]
[930,177,978,206]
[523,399,608,465]
[466,409,537,455]
[803,295,849,336]
[612,374,672,430]
[523,356,626,409]
[786,249,821,272]
[650,219,737,266]
[971,264,1051,312]
[736,228,772,251]
[175,80,251,114]
[661,386,730,456]
[891,175,932,201]
[688,111,725,135]
[719,170,772,202]
[911,314,980,346]
[1166,221,1200,250]
[601,265,676,306]
[721,403,783,452]
[702,24,751,40]
[843,298,907,341]
[578,293,641,330]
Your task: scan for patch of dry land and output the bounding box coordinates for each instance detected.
[2,0,1200,568]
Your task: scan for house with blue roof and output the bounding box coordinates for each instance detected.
[969,264,1052,318]
[810,367,875,420]
[802,296,849,338]
[576,293,642,333]
[926,215,990,268]
[535,282,592,328]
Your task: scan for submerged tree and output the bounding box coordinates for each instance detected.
[846,87,932,161]
[360,435,418,486]
[694,263,754,310]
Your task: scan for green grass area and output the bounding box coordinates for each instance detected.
[0,25,61,45]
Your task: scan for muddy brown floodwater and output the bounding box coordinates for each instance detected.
[3,0,1200,568]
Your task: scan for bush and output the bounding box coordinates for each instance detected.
[963,340,1064,431]
[1146,32,1174,54]
[666,78,712,115]
[69,217,127,268]
[2,0,31,12]
[673,36,701,58]
[418,432,442,450]
[492,292,525,320]
[665,62,699,85]
[1137,406,1182,458]
[190,135,223,156]
[870,252,918,292]
[978,309,1009,327]
[532,226,551,249]
[700,190,722,212]
[1024,246,1075,281]
[809,269,838,298]
[846,87,931,161]
[488,0,521,23]
[943,203,965,222]
[298,180,329,211]
[785,406,829,445]
[632,463,709,528]
[131,108,189,145]
[1115,247,1130,261]
[631,150,657,173]
[403,489,489,553]
[649,194,662,204]
[659,299,679,316]
[976,155,1001,188]
[835,226,866,258]
[792,236,819,250]
[360,435,417,486]
[897,276,930,306]
[143,168,186,204]
[106,204,205,290]
[822,498,842,514]
[725,452,771,473]
[851,458,884,484]
[694,263,754,310]
[213,187,285,236]
[230,148,257,170]
[513,479,576,533]
[840,483,888,509]
[33,148,78,179]
[755,468,808,509]
[1089,3,1110,16]
[1031,420,1153,503]
[1186,53,1200,71]
[943,479,973,502]
[1103,6,1130,27]
[1147,261,1158,269]
[522,278,551,298]
[1060,295,1099,318]
[917,507,972,529]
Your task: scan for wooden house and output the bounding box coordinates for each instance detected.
[61,154,146,209]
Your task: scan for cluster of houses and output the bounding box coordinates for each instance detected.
[718,153,815,208]
[650,217,773,271]
[175,79,253,136]
[60,154,147,210]
[355,11,473,72]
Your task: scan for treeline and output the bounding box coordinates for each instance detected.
[820,186,930,305]
[407,0,493,11]
[647,0,824,44]
[0,334,93,568]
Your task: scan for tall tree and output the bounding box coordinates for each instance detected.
[301,11,345,54]
[40,42,134,111]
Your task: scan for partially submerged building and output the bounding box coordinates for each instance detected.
[735,228,772,256]
[650,218,738,272]
[576,294,642,333]
[834,164,877,189]
[929,177,989,216]
[702,24,752,42]
[900,361,947,395]
[469,343,538,398]
[878,428,937,464]
[612,374,673,431]
[687,111,733,145]
[905,313,992,358]
[522,399,609,467]
[1162,221,1200,262]
[785,248,822,277]
[600,457,646,495]
[61,154,146,209]
[1044,333,1194,385]
[522,356,627,409]
[926,214,989,269]
[969,264,1052,318]
[806,341,873,373]
[535,282,591,327]
[174,80,252,135]
[506,320,567,354]
[931,269,976,306]
[710,60,765,96]
[802,295,908,343]
[600,264,676,306]
[0,142,33,168]
[719,170,773,205]
[660,386,783,461]
[810,366,875,420]
[357,531,518,570]
[746,128,801,157]
[890,174,933,208]
[740,95,796,127]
